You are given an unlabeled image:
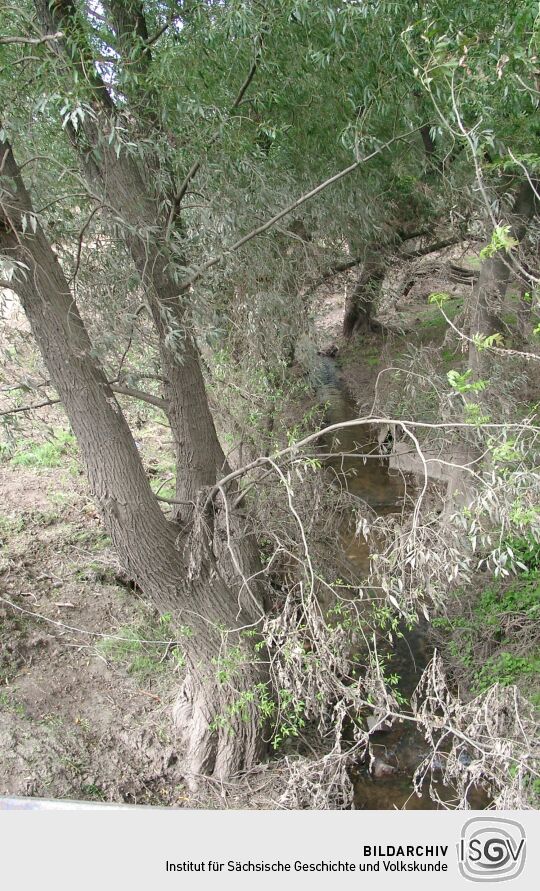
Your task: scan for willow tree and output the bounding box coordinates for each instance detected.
[2,0,497,785]
[1,0,410,783]
[0,0,282,785]
[401,0,540,364]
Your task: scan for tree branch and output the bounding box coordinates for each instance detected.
[179,128,423,291]
[201,414,540,506]
[167,34,263,228]
[401,235,463,259]
[0,32,63,46]
[0,396,61,416]
[34,0,116,113]
[0,383,167,416]
[144,12,180,47]
[110,384,167,410]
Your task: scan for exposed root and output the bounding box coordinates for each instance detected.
[172,665,266,791]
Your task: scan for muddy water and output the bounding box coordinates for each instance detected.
[313,359,484,810]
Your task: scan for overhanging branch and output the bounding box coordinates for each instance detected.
[178,128,423,291]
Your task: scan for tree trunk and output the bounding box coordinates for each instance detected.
[343,252,386,338]
[469,180,538,376]
[34,0,229,519]
[0,136,267,785]
[73,132,228,517]
[36,0,267,613]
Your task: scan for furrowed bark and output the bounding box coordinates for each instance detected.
[34,0,229,516]
[0,136,267,785]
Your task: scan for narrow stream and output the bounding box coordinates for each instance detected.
[313,358,485,810]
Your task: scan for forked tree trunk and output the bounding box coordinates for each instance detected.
[0,137,267,785]
[71,134,229,518]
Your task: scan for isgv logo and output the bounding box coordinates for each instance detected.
[458,817,526,882]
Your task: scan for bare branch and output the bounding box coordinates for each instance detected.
[204,413,540,503]
[0,396,61,416]
[0,32,63,46]
[110,383,167,410]
[0,383,167,416]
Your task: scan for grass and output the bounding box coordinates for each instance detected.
[150,475,176,500]
[441,347,461,369]
[0,691,26,717]
[80,783,107,801]
[97,611,185,678]
[10,428,78,470]
[0,513,26,541]
[435,537,540,706]
[420,296,462,330]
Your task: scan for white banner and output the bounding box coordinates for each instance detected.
[1,803,538,889]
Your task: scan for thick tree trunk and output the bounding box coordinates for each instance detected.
[343,253,386,338]
[74,135,228,516]
[0,137,267,785]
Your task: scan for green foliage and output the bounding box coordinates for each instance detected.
[489,438,521,468]
[504,536,540,574]
[421,297,462,338]
[447,369,487,394]
[270,689,306,749]
[210,681,306,750]
[1,0,539,806]
[437,537,540,703]
[490,153,540,173]
[476,652,540,693]
[212,645,246,685]
[472,332,504,351]
[428,292,451,307]
[463,402,491,425]
[480,226,518,260]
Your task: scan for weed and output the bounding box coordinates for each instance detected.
[80,783,106,801]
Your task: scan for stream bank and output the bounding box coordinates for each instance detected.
[314,355,488,810]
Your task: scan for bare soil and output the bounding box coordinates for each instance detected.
[0,459,196,804]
